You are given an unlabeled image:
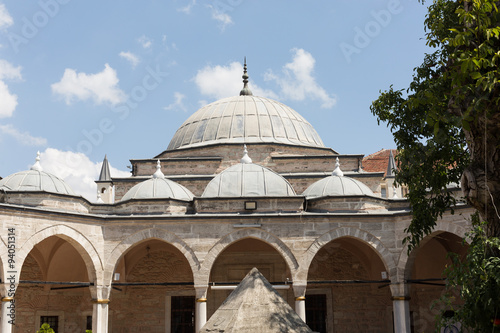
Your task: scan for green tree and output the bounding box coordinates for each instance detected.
[370,0,500,330]
[371,0,500,247]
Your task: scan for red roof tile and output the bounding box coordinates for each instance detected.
[362,149,398,176]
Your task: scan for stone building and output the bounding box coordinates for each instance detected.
[0,67,471,333]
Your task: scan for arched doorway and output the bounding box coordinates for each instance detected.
[207,238,293,319]
[109,239,195,333]
[15,236,93,333]
[307,237,393,333]
[409,231,467,332]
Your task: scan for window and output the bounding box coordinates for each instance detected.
[306,294,327,333]
[381,186,387,198]
[40,316,59,333]
[86,316,92,330]
[171,296,195,333]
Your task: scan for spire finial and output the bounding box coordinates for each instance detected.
[332,157,344,177]
[386,149,396,178]
[239,57,253,96]
[98,154,112,181]
[153,160,165,179]
[31,151,43,171]
[241,144,253,164]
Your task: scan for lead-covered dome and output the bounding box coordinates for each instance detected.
[167,95,324,150]
[121,160,194,201]
[303,158,374,198]
[202,146,296,197]
[0,153,76,195]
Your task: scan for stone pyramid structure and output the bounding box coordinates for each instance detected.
[200,267,313,333]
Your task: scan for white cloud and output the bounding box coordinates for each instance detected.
[119,51,140,68]
[0,59,22,80]
[0,124,47,146]
[265,48,337,108]
[207,5,233,31]
[0,4,13,29]
[51,64,127,106]
[40,148,130,202]
[0,59,22,118]
[0,81,17,118]
[194,61,278,100]
[178,0,196,14]
[138,35,152,49]
[164,92,187,112]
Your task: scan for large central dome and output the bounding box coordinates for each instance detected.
[167,95,325,150]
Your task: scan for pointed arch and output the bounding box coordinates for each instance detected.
[15,225,102,282]
[105,228,200,284]
[197,228,299,286]
[396,221,469,282]
[299,226,395,282]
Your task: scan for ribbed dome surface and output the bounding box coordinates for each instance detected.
[121,177,194,201]
[0,170,76,195]
[303,176,374,198]
[202,163,296,197]
[167,95,324,150]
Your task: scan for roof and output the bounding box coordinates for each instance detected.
[302,158,375,198]
[121,160,194,201]
[200,268,313,333]
[362,149,398,177]
[202,162,296,197]
[302,175,375,198]
[167,95,325,150]
[0,153,75,195]
[98,155,112,182]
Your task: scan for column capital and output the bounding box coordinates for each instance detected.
[194,285,208,299]
[292,282,307,298]
[89,285,112,300]
[389,282,410,297]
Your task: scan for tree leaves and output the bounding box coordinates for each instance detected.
[371,0,499,249]
[372,0,500,329]
[440,215,500,331]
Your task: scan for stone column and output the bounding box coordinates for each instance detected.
[195,286,208,332]
[293,283,307,322]
[392,296,411,332]
[90,285,111,333]
[391,283,411,333]
[1,297,14,333]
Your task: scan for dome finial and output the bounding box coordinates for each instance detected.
[153,160,165,179]
[332,157,344,177]
[239,57,253,96]
[31,151,43,171]
[241,144,253,164]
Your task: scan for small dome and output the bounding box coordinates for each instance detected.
[303,158,374,198]
[0,152,75,195]
[121,160,194,201]
[202,148,295,197]
[167,95,324,150]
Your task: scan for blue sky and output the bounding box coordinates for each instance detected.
[0,0,431,201]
